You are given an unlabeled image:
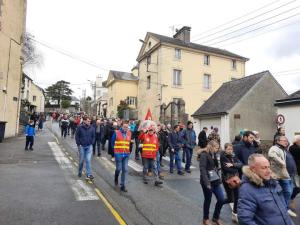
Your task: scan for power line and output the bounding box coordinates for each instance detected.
[191,0,284,40]
[201,5,300,45]
[29,37,109,71]
[218,19,300,47]
[208,12,300,46]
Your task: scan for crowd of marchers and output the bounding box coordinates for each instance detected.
[39,112,299,225]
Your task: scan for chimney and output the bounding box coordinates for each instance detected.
[173,26,191,43]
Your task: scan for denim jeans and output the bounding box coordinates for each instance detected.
[170,150,182,172]
[142,158,159,181]
[184,147,193,171]
[156,151,161,174]
[78,145,93,177]
[115,156,129,187]
[201,183,226,220]
[278,179,293,206]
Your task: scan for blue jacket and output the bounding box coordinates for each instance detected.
[238,166,294,225]
[75,124,95,147]
[234,141,256,165]
[111,128,131,159]
[25,124,35,136]
[168,131,183,151]
[181,128,196,149]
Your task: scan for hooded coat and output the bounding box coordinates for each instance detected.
[238,166,294,225]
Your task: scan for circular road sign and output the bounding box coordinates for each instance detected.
[276,114,285,125]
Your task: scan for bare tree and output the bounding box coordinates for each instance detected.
[22,32,43,68]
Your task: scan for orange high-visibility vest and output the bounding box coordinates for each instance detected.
[114,130,131,155]
[141,133,158,159]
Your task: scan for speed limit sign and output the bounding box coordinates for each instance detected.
[276,114,285,125]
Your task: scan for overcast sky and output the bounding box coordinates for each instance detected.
[24,0,300,98]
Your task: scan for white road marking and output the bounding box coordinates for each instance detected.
[162,156,196,169]
[128,160,143,172]
[48,142,99,201]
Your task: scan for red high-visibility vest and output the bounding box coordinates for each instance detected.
[114,130,131,155]
[141,133,158,159]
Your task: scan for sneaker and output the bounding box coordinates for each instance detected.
[78,173,82,178]
[290,199,296,211]
[88,175,94,180]
[25,148,28,151]
[185,169,191,173]
[154,180,163,186]
[159,175,164,180]
[232,212,238,223]
[160,163,165,167]
[111,157,115,162]
[177,171,185,175]
[147,172,153,176]
[170,170,174,174]
[97,154,101,158]
[114,174,118,186]
[29,148,34,151]
[120,186,128,192]
[212,218,224,225]
[143,179,148,184]
[288,209,297,217]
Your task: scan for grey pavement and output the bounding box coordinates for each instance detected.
[0,129,119,225]
[50,121,300,225]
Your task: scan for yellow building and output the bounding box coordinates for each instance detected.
[0,0,27,138]
[104,70,138,118]
[136,26,249,122]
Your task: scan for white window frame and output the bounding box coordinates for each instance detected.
[173,69,182,87]
[147,76,151,89]
[232,59,237,70]
[203,74,211,90]
[175,48,181,59]
[126,96,136,106]
[204,54,210,65]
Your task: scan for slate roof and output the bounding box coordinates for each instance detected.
[275,89,300,106]
[110,70,138,81]
[143,32,248,61]
[71,96,80,101]
[192,71,269,117]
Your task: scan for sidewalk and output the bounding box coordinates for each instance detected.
[0,130,119,225]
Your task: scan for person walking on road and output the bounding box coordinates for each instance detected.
[220,143,242,223]
[93,119,104,157]
[168,125,184,175]
[60,115,69,138]
[238,154,294,225]
[139,126,163,186]
[25,120,35,151]
[182,121,197,173]
[198,127,208,148]
[199,140,226,225]
[75,116,95,180]
[111,121,131,192]
[234,131,256,166]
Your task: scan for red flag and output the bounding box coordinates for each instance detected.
[144,108,152,120]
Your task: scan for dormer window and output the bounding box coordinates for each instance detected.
[148,41,152,48]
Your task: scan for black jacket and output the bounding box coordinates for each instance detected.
[289,144,300,175]
[220,151,243,181]
[198,130,208,148]
[234,141,257,165]
[168,131,183,151]
[199,151,221,187]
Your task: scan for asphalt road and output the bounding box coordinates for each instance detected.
[50,122,300,225]
[1,122,299,225]
[0,130,119,225]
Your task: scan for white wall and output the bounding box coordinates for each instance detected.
[277,105,300,143]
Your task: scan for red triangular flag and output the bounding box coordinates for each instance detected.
[144,108,152,120]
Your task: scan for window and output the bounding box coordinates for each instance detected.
[232,59,237,70]
[147,55,151,65]
[175,48,181,59]
[203,74,211,89]
[109,97,113,106]
[26,90,29,99]
[148,41,152,48]
[27,80,30,88]
[204,55,210,65]
[33,96,36,101]
[173,69,182,86]
[126,97,137,106]
[147,76,151,89]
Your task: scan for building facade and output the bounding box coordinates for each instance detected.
[136,26,248,122]
[275,90,300,142]
[192,71,287,146]
[0,0,27,138]
[104,70,138,118]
